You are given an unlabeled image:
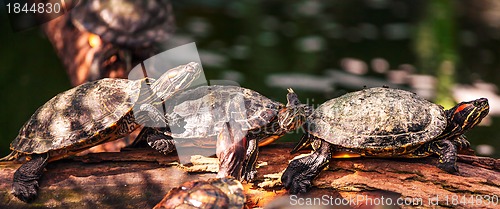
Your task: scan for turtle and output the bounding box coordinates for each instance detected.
[139,85,311,182]
[43,0,176,85]
[281,87,490,194]
[0,62,202,202]
[153,177,245,209]
[71,0,175,48]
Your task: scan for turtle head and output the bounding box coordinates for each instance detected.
[151,62,203,100]
[278,88,311,132]
[443,98,489,137]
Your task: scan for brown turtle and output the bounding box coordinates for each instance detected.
[282,87,489,194]
[1,62,202,202]
[153,177,245,209]
[71,0,175,48]
[140,85,311,181]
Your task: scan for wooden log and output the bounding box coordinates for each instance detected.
[1,143,499,208]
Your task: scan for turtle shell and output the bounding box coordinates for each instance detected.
[165,85,283,140]
[307,87,447,155]
[11,78,141,157]
[154,177,245,209]
[71,0,175,47]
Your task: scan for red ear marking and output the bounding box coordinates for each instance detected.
[454,104,470,115]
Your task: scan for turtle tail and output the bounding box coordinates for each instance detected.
[0,151,23,161]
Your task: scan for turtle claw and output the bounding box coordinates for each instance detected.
[241,138,259,182]
[282,140,332,194]
[12,180,39,203]
[241,169,257,182]
[293,180,312,194]
[144,128,176,155]
[11,153,48,202]
[281,159,313,194]
[283,174,311,194]
[437,162,459,174]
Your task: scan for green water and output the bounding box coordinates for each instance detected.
[0,12,71,155]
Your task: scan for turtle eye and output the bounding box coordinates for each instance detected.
[167,70,179,79]
[474,98,489,108]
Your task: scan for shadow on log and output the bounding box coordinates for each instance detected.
[0,143,499,208]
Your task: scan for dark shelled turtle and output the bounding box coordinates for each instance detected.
[282,87,489,194]
[141,85,310,181]
[0,62,202,202]
[53,0,176,84]
[154,177,245,209]
[71,0,175,48]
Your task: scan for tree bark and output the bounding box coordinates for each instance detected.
[0,143,499,209]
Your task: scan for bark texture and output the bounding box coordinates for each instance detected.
[0,143,499,209]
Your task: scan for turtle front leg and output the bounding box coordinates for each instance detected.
[454,135,474,155]
[241,138,258,182]
[455,135,471,150]
[12,153,49,202]
[216,121,246,179]
[134,103,167,128]
[140,127,176,155]
[426,139,459,173]
[282,139,332,194]
[131,101,170,149]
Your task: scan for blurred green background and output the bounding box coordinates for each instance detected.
[0,0,499,157]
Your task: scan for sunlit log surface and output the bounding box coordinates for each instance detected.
[0,143,499,209]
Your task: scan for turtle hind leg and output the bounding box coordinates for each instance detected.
[426,139,459,173]
[281,139,332,194]
[241,138,258,182]
[12,153,49,202]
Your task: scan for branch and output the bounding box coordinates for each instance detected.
[0,144,499,208]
